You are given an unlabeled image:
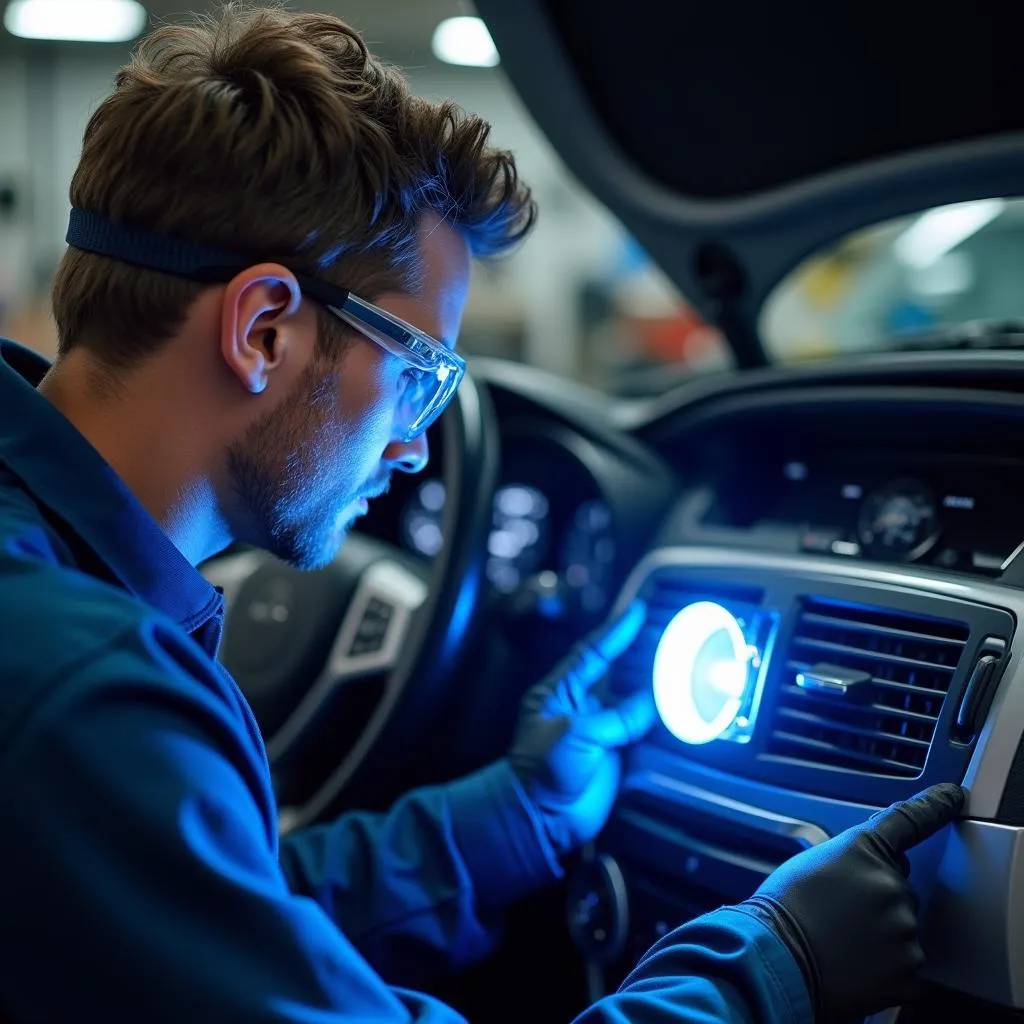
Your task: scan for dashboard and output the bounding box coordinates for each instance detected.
[353,355,1024,1020]
[482,364,1024,1020]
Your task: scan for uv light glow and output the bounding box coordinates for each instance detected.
[653,601,751,745]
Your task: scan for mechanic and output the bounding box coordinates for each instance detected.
[0,4,964,1023]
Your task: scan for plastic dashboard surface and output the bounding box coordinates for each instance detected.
[574,546,1024,1012]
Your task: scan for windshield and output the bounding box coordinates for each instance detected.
[761,197,1024,360]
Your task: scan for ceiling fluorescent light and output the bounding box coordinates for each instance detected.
[4,0,147,42]
[894,198,1006,270]
[431,16,498,67]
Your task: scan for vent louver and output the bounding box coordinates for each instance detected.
[766,599,969,777]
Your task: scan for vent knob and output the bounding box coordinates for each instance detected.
[796,663,872,697]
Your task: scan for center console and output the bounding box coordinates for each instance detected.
[568,546,1024,1015]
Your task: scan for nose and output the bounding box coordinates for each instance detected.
[384,432,429,475]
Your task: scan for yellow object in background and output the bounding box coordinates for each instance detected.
[795,256,854,310]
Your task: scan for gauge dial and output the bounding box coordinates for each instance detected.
[857,479,940,560]
[401,479,549,593]
[561,499,615,613]
[487,484,549,592]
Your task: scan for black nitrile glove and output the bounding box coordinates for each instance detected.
[741,782,965,1023]
[508,600,654,856]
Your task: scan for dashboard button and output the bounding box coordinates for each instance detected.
[800,527,841,553]
[830,539,861,557]
[971,552,1004,575]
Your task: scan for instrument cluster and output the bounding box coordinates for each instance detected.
[399,425,625,620]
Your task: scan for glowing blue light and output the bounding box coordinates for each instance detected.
[653,601,753,745]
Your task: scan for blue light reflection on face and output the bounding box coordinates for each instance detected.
[652,601,752,745]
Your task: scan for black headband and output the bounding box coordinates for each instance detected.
[66,208,256,282]
[65,208,350,307]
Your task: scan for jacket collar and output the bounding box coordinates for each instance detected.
[0,339,223,638]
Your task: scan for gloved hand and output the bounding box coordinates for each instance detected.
[740,782,965,1023]
[508,600,653,857]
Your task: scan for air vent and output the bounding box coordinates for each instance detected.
[766,599,969,777]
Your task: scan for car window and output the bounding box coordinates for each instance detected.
[761,197,1024,361]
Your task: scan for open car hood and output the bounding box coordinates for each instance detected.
[475,0,1024,367]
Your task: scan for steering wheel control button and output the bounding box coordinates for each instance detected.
[234,573,298,671]
[567,854,628,965]
[347,598,395,656]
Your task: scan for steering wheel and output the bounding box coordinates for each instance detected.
[202,374,498,831]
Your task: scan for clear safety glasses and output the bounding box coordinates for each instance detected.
[322,291,466,443]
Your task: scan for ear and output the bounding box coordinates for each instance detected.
[219,263,303,395]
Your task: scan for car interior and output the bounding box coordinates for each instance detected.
[194,2,1024,1021]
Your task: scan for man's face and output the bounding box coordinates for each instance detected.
[226,217,471,570]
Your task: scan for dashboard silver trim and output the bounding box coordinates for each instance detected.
[643,773,830,849]
[924,818,1024,1007]
[1002,537,1024,573]
[865,1011,901,1024]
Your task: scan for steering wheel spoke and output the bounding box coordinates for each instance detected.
[266,559,428,761]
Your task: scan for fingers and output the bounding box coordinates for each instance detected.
[574,687,656,748]
[867,782,966,856]
[568,600,647,692]
[593,599,647,661]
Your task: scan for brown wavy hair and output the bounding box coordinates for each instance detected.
[52,1,535,370]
